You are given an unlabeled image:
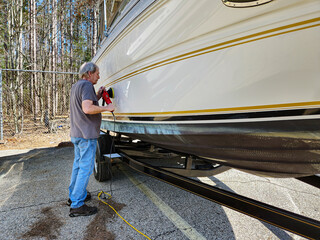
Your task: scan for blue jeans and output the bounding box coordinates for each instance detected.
[69,137,97,208]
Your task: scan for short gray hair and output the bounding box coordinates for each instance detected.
[79,62,99,79]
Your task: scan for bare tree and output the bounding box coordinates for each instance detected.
[0,0,105,135]
[4,0,26,134]
[31,0,38,121]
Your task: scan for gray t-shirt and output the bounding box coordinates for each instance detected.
[70,79,101,139]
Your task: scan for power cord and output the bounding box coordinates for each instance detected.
[98,191,151,240]
[98,112,151,240]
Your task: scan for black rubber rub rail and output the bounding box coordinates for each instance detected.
[120,153,320,240]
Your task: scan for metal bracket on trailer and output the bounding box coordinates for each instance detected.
[119,152,320,240]
[161,155,231,177]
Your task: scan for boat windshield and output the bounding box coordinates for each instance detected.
[98,0,133,43]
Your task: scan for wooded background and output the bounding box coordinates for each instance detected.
[0,0,121,136]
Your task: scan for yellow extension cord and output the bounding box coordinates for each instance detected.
[97,191,151,240]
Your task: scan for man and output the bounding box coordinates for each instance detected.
[68,62,114,217]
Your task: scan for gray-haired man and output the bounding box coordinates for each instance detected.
[68,62,114,217]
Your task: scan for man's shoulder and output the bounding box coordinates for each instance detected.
[75,79,92,86]
[72,80,93,90]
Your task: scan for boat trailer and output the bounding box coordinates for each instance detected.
[94,132,320,239]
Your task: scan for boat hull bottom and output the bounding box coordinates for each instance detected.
[101,119,320,178]
[125,133,320,178]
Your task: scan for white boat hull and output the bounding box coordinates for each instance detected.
[93,0,320,177]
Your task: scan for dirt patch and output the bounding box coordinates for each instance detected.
[0,131,70,150]
[22,206,64,240]
[84,199,126,240]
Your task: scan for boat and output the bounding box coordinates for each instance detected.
[92,0,320,177]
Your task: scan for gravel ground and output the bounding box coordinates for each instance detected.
[0,146,319,240]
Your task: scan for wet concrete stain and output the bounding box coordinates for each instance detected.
[84,198,126,240]
[20,197,125,239]
[22,206,63,240]
[56,141,73,148]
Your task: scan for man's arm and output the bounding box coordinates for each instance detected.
[82,100,115,114]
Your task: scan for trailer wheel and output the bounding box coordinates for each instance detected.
[94,133,113,182]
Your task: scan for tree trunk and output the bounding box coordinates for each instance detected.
[18,0,24,133]
[7,1,19,134]
[70,0,74,76]
[28,1,34,121]
[31,0,38,121]
[93,6,98,57]
[52,0,57,118]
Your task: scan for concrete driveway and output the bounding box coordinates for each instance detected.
[0,146,319,239]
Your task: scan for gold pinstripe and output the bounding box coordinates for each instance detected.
[102,101,320,117]
[101,17,320,88]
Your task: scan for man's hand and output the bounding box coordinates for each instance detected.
[97,86,106,99]
[106,103,115,112]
